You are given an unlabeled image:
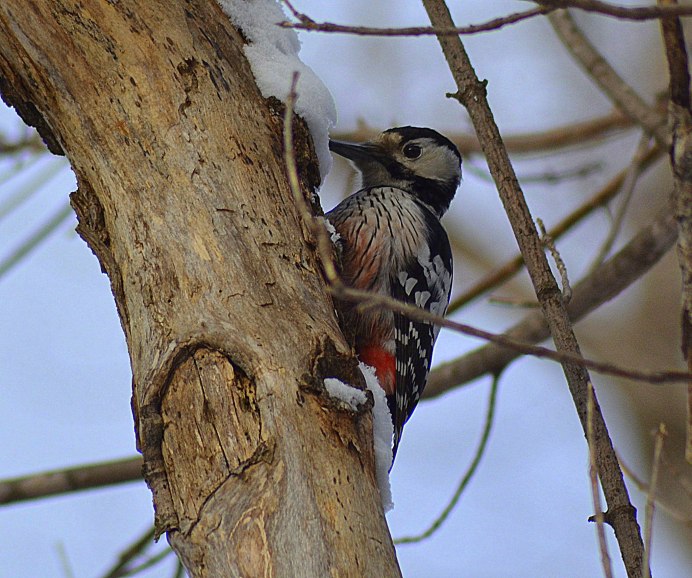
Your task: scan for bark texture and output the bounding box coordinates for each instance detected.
[0,1,401,576]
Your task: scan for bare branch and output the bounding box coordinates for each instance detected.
[642,423,667,578]
[548,10,669,148]
[105,546,172,578]
[0,203,73,280]
[283,72,340,285]
[0,456,143,505]
[538,218,572,302]
[427,206,681,398]
[421,3,659,568]
[0,156,65,221]
[101,527,155,578]
[659,1,691,109]
[448,145,663,312]
[0,130,45,154]
[617,450,692,522]
[335,281,690,384]
[281,2,551,37]
[587,382,615,578]
[587,136,651,274]
[333,110,635,156]
[394,373,500,544]
[56,543,76,578]
[535,0,692,20]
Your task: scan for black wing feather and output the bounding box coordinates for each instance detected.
[389,207,452,459]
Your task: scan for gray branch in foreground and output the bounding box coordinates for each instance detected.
[423,1,651,575]
[0,209,679,508]
[425,206,678,398]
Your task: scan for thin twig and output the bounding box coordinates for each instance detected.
[108,547,173,578]
[395,373,500,544]
[587,136,652,274]
[173,560,185,578]
[0,156,65,221]
[281,2,551,37]
[283,71,340,284]
[447,146,663,313]
[534,0,692,20]
[487,295,540,308]
[538,218,572,302]
[513,161,602,184]
[658,0,691,109]
[334,110,635,156]
[336,283,690,384]
[463,155,602,184]
[101,527,156,578]
[617,450,692,523]
[548,10,669,149]
[0,203,73,280]
[426,206,680,399]
[0,152,42,191]
[642,423,667,578]
[0,132,45,154]
[616,451,649,493]
[587,382,614,578]
[55,542,76,578]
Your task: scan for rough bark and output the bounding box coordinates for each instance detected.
[0,1,401,576]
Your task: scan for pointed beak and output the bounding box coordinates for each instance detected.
[328,140,387,164]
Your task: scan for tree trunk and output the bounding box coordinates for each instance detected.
[0,1,401,575]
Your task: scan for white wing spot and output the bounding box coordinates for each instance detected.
[415,290,431,308]
[404,277,417,295]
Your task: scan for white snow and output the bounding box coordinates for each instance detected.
[318,216,341,243]
[324,377,367,411]
[359,362,394,513]
[322,364,394,512]
[218,0,337,180]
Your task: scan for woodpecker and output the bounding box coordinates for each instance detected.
[326,126,461,460]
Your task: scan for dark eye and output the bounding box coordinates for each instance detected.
[403,143,422,159]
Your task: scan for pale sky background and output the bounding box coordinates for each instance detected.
[1,1,691,577]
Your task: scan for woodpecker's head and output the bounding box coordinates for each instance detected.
[329,126,462,216]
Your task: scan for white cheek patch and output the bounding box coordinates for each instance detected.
[393,137,460,184]
[414,144,461,183]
